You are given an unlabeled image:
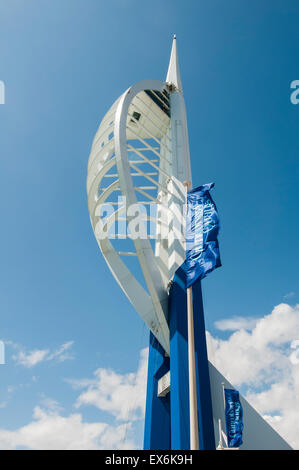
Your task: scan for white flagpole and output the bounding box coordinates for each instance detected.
[187,285,199,450]
[184,180,199,450]
[221,382,226,410]
[217,419,224,450]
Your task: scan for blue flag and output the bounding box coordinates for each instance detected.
[175,183,221,288]
[224,389,244,448]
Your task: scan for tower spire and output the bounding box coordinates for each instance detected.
[166,34,183,91]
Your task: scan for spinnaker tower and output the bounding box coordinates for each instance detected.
[87,36,292,451]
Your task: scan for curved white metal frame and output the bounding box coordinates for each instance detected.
[87,80,177,353]
[114,80,170,351]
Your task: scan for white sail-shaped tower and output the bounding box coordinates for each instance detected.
[87,36,292,451]
[87,36,191,354]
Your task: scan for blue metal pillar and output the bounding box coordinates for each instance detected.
[169,277,215,450]
[143,332,171,450]
[169,280,190,449]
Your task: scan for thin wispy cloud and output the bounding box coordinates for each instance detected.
[47,341,75,363]
[283,292,295,300]
[14,349,50,368]
[12,341,75,368]
[38,396,64,414]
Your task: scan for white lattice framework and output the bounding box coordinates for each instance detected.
[87,40,191,353]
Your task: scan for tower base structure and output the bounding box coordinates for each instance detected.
[143,333,171,450]
[144,278,293,451]
[144,278,215,450]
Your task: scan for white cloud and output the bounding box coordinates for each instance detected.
[39,396,63,413]
[207,303,299,449]
[13,349,50,368]
[47,341,75,363]
[12,341,74,368]
[72,348,148,422]
[214,316,258,331]
[0,406,135,450]
[0,351,148,450]
[2,304,299,450]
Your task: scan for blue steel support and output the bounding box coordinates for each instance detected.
[169,277,215,450]
[169,280,190,449]
[144,277,215,450]
[143,332,171,450]
[192,280,216,450]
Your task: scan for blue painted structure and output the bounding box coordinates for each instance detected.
[144,332,170,450]
[144,278,215,450]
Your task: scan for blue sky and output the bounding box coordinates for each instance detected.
[0,0,299,449]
